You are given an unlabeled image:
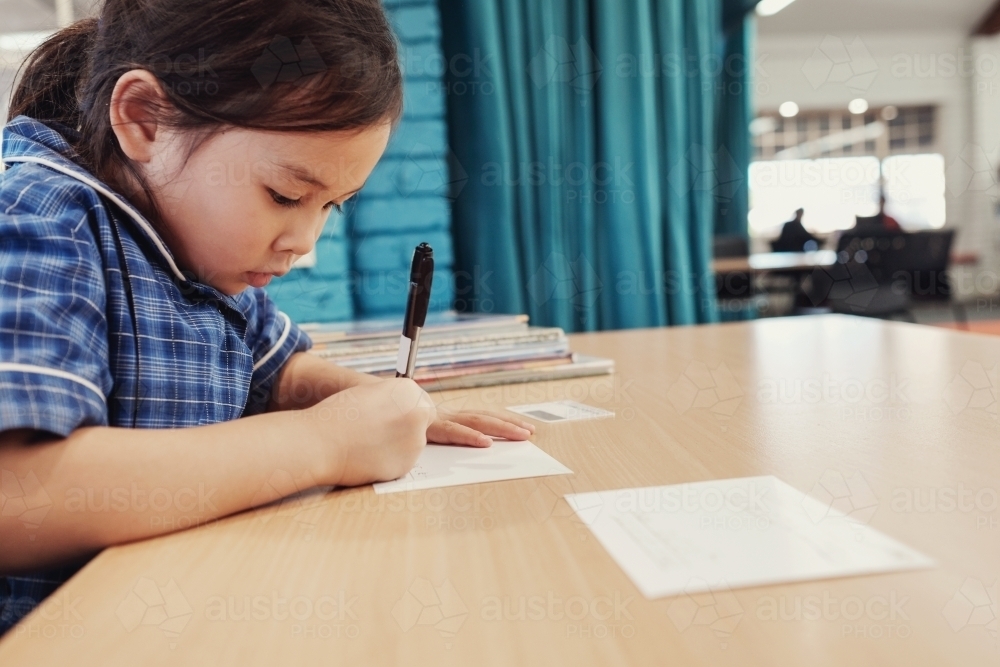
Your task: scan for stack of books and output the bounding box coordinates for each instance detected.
[300,312,614,391]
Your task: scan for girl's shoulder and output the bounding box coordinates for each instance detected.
[0,159,108,239]
[1,116,111,235]
[1,158,104,211]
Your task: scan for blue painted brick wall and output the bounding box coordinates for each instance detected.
[351,0,453,319]
[266,0,454,323]
[264,210,354,324]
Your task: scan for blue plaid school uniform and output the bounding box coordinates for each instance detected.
[0,116,312,635]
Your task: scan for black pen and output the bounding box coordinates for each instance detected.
[395,243,434,379]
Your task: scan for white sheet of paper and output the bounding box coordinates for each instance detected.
[506,400,614,423]
[373,440,572,494]
[565,475,935,599]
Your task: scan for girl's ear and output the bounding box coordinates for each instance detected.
[109,69,168,164]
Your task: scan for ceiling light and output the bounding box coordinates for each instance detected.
[848,98,869,114]
[750,117,777,136]
[778,101,799,118]
[756,0,799,17]
[881,105,898,121]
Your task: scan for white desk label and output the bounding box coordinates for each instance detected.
[506,400,614,423]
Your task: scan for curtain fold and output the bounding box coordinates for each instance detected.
[715,13,756,238]
[440,0,758,331]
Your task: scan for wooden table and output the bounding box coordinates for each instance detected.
[2,315,998,666]
[713,250,838,275]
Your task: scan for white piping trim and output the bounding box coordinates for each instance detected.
[253,311,292,372]
[0,362,106,402]
[4,155,188,283]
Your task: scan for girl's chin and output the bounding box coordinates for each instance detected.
[245,272,274,288]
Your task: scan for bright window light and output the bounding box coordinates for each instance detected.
[848,98,869,114]
[882,154,947,230]
[778,101,799,118]
[756,0,799,17]
[749,157,881,237]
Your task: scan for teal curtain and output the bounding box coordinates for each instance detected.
[715,10,756,237]
[440,0,758,331]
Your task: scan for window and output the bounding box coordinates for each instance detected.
[749,105,945,236]
[882,154,946,229]
[749,157,881,236]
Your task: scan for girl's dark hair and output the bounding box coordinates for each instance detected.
[9,0,402,208]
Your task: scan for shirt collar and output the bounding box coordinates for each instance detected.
[2,115,189,284]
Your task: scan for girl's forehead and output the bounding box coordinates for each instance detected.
[204,125,390,194]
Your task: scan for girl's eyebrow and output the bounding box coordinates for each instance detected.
[273,162,367,198]
[274,162,328,189]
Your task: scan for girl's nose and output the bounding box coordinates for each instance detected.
[274,223,318,258]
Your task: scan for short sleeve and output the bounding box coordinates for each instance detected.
[240,287,312,416]
[0,206,113,437]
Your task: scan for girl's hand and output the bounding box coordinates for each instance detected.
[309,377,437,487]
[427,410,536,447]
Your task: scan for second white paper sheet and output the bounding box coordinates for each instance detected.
[565,475,935,599]
[373,440,572,494]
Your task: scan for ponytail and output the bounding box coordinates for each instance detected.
[9,19,99,128]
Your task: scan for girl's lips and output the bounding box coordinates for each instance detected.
[246,272,273,287]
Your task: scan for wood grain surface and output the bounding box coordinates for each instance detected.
[1,315,998,666]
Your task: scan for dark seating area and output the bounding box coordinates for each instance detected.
[713,229,968,324]
[808,229,961,322]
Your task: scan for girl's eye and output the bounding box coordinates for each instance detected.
[269,189,301,208]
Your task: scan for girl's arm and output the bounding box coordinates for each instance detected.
[0,378,435,574]
[267,350,380,411]
[268,352,538,446]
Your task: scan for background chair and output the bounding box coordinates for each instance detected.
[713,235,765,320]
[806,229,960,322]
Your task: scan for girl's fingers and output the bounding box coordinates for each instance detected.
[448,413,533,441]
[427,419,493,447]
[442,410,536,435]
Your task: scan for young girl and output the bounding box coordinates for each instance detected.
[0,0,534,634]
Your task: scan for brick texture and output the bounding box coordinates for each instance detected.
[266,0,453,322]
